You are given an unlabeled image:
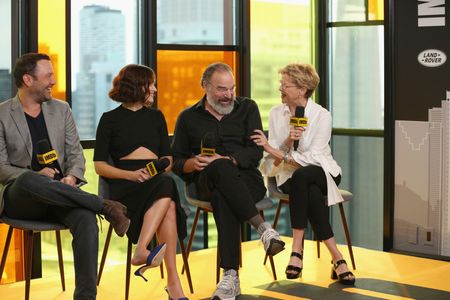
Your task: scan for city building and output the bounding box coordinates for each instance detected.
[73,5,125,139]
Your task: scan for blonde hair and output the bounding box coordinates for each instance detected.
[279,63,320,98]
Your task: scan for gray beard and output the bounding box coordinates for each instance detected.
[206,96,234,115]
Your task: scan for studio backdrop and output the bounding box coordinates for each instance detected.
[393,0,450,258]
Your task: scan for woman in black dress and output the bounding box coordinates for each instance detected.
[94,64,187,299]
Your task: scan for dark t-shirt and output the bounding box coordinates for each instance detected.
[24,111,56,172]
[94,105,172,162]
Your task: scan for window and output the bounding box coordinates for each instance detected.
[157,0,236,45]
[156,0,238,133]
[250,0,314,129]
[0,0,12,102]
[157,50,237,132]
[328,25,384,129]
[328,0,383,22]
[0,0,21,284]
[71,0,139,140]
[326,0,384,250]
[156,0,240,250]
[35,0,140,278]
[332,135,384,249]
[38,0,66,101]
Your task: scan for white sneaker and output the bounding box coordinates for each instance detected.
[211,269,241,300]
[260,228,285,256]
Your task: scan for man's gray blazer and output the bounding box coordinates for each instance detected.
[0,94,86,214]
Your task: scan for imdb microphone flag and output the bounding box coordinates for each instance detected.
[289,117,308,127]
[37,149,58,165]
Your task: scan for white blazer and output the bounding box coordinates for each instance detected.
[260,100,344,205]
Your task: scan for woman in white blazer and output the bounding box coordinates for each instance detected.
[251,63,355,285]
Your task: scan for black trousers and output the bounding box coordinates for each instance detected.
[4,171,102,300]
[195,159,265,269]
[279,165,341,241]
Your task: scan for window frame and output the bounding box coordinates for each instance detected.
[320,0,392,251]
[147,0,251,245]
[12,0,396,254]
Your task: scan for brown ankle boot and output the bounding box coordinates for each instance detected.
[103,199,127,214]
[102,200,130,237]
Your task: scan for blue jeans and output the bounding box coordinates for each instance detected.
[4,171,102,300]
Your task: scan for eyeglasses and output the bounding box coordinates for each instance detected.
[279,83,298,90]
[208,82,236,94]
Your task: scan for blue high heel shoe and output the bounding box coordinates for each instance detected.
[134,243,167,281]
[164,287,189,300]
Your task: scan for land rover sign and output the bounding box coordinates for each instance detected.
[418,49,447,67]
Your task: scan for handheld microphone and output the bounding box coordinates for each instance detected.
[201,132,216,156]
[36,139,63,180]
[290,106,307,150]
[146,157,170,177]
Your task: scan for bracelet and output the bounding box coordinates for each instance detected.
[282,151,289,163]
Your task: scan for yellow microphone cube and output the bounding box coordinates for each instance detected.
[37,150,58,164]
[289,117,308,127]
[146,161,158,177]
[201,148,216,156]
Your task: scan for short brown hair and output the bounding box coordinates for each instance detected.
[13,53,51,88]
[109,64,155,103]
[279,63,320,98]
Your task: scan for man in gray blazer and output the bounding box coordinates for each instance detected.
[0,53,129,299]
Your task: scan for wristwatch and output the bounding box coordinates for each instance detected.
[282,151,289,163]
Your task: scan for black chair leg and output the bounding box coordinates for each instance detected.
[24,230,34,300]
[125,238,132,300]
[97,224,113,285]
[179,238,194,293]
[239,232,242,268]
[0,226,13,280]
[259,210,277,280]
[55,230,66,291]
[268,255,277,280]
[338,203,356,270]
[317,240,320,258]
[182,208,201,275]
[160,259,164,279]
[216,247,220,284]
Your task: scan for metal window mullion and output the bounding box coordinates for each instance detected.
[327,20,384,27]
[66,0,72,106]
[365,0,369,21]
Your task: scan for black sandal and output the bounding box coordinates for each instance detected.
[285,251,303,279]
[331,259,355,285]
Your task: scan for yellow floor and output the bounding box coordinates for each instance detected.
[1,238,450,299]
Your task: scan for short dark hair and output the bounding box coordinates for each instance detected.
[200,62,233,87]
[13,53,51,88]
[109,64,155,104]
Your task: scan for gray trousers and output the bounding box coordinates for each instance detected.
[4,171,103,300]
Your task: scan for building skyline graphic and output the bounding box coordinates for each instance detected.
[394,91,450,257]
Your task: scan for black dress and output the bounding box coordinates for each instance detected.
[94,105,187,243]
